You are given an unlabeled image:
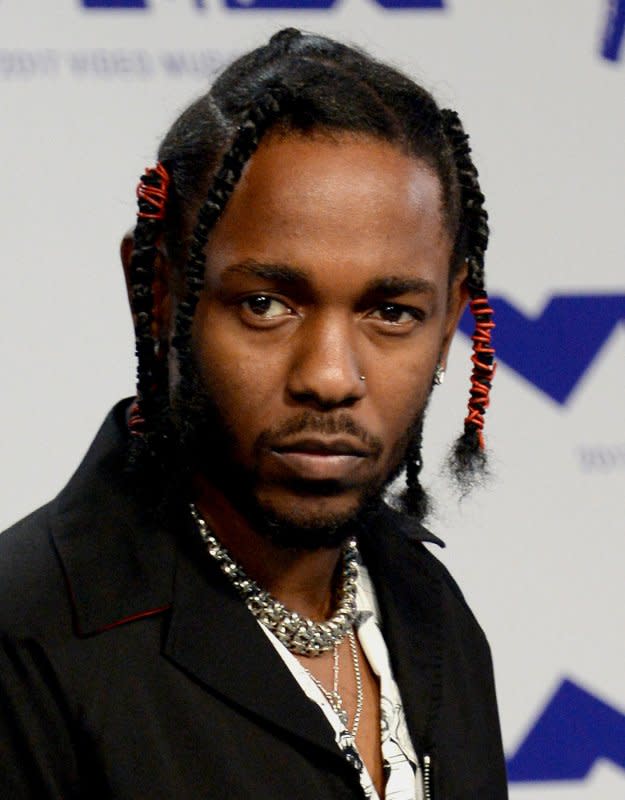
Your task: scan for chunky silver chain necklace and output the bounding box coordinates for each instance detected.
[189,503,359,657]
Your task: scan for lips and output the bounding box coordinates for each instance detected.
[269,437,373,481]
[273,437,372,457]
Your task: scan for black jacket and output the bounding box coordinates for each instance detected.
[0,401,508,799]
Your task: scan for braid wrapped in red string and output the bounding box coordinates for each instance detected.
[136,162,170,221]
[441,109,496,472]
[127,162,171,458]
[465,293,496,450]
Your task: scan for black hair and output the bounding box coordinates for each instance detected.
[126,28,494,515]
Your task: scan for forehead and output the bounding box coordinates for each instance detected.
[205,132,452,292]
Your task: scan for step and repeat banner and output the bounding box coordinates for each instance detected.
[1,1,624,796]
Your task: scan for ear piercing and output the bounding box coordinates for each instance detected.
[359,375,366,381]
[433,363,445,386]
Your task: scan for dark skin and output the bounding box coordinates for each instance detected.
[123,131,467,796]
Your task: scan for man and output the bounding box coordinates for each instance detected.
[0,29,505,799]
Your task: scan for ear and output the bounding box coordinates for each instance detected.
[439,262,469,368]
[120,230,173,344]
[120,229,136,311]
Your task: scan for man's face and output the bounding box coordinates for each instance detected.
[173,132,466,538]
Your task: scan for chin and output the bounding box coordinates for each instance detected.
[249,485,383,551]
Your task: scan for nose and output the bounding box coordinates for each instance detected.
[287,312,366,409]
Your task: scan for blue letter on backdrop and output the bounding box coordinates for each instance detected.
[225,0,443,9]
[374,0,443,8]
[82,0,148,8]
[602,0,625,60]
[507,679,625,781]
[459,294,625,405]
[224,0,333,8]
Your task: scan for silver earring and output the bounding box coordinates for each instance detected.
[433,364,445,386]
[359,375,366,382]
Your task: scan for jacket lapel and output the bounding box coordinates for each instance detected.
[163,528,345,761]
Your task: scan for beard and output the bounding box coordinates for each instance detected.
[169,353,426,550]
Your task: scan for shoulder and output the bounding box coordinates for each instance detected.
[0,401,137,641]
[406,532,494,661]
[364,504,476,607]
[362,505,491,651]
[413,539,485,633]
[0,502,73,641]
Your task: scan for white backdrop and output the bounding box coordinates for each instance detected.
[2,1,624,796]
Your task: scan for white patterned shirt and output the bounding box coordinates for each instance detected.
[260,563,424,800]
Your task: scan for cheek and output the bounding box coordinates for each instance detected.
[365,342,439,439]
[376,379,429,454]
[191,312,288,443]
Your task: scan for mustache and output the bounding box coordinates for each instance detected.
[254,412,384,459]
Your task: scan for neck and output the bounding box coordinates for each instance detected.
[192,476,343,621]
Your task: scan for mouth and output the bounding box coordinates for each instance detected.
[273,437,372,457]
[269,437,373,481]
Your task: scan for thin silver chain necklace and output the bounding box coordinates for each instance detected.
[305,629,363,738]
[189,503,360,657]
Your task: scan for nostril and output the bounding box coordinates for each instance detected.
[288,386,363,411]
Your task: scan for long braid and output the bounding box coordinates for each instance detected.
[441,109,495,481]
[127,163,170,470]
[401,419,429,521]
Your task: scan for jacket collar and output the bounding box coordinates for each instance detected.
[50,400,176,636]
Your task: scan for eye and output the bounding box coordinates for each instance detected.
[241,295,292,320]
[368,303,422,326]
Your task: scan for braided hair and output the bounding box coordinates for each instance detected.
[441,109,494,487]
[126,28,494,514]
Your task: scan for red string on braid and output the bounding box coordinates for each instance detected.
[136,162,170,220]
[127,399,145,438]
[465,294,496,450]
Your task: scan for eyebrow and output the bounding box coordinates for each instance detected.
[220,260,438,299]
[221,259,308,285]
[362,276,438,298]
